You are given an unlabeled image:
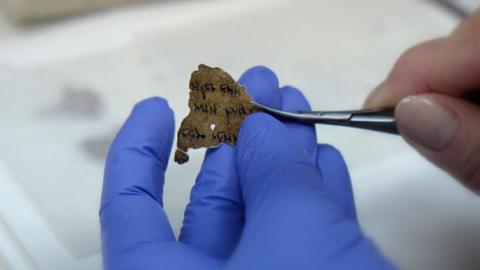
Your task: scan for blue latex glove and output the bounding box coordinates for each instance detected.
[100,66,395,270]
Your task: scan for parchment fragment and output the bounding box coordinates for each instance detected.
[174,64,258,164]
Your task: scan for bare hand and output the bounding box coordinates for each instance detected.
[364,10,480,190]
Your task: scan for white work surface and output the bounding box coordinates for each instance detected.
[0,0,479,269]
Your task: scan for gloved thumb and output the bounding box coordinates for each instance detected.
[395,93,480,189]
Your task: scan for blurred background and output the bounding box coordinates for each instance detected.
[0,0,479,269]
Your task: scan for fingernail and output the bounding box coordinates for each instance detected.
[395,96,458,152]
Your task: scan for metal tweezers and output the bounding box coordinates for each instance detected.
[252,101,398,135]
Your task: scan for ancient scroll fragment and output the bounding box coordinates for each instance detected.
[174,65,258,164]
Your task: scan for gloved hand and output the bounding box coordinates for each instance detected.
[100,66,394,270]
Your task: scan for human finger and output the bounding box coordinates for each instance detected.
[179,66,282,258]
[395,93,480,189]
[100,97,176,259]
[280,86,316,157]
[364,10,480,108]
[315,144,356,221]
[226,113,392,269]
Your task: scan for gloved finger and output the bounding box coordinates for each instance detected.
[280,86,356,221]
[179,66,282,258]
[226,113,392,269]
[316,144,357,222]
[239,66,282,109]
[100,97,176,260]
[235,113,327,218]
[179,145,242,259]
[280,85,317,157]
[105,242,222,270]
